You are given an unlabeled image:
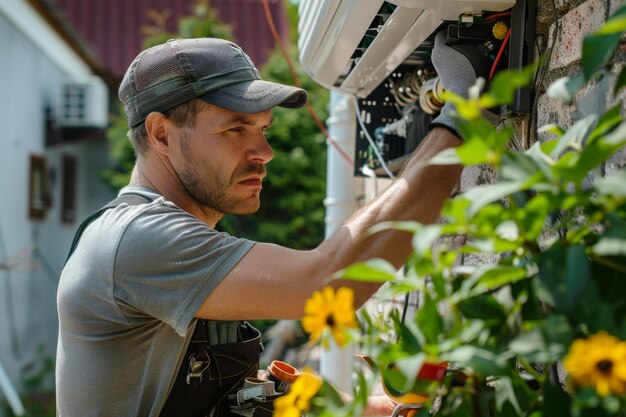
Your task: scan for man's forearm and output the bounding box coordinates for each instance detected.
[318,127,463,306]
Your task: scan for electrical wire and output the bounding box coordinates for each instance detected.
[489,28,512,80]
[354,101,396,179]
[483,11,512,22]
[529,0,560,141]
[261,0,355,166]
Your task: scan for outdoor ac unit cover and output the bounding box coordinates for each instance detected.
[58,76,108,128]
[298,0,516,97]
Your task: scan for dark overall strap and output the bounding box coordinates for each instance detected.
[159,321,262,417]
[65,192,152,264]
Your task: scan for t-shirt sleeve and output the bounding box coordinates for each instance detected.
[113,205,255,336]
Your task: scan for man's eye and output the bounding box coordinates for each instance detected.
[228,127,244,133]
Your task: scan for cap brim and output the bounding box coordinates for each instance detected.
[199,80,308,113]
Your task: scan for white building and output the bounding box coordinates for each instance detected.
[0,0,115,410]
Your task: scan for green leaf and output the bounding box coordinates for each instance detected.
[596,14,626,35]
[455,138,496,165]
[508,327,566,363]
[561,122,626,182]
[525,142,556,178]
[500,152,549,184]
[429,147,462,165]
[395,319,423,354]
[382,354,426,396]
[447,346,506,375]
[473,265,528,292]
[543,314,575,346]
[587,104,624,146]
[411,225,442,255]
[543,375,572,417]
[546,75,585,103]
[614,66,626,96]
[484,65,536,106]
[415,293,443,344]
[593,237,626,256]
[550,114,597,158]
[599,119,626,147]
[596,168,626,197]
[464,182,526,217]
[368,220,422,235]
[582,6,626,79]
[517,193,552,241]
[538,123,566,137]
[538,245,591,315]
[334,258,397,282]
[458,294,506,322]
[494,376,523,415]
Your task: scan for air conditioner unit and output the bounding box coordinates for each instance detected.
[58,76,108,128]
[298,0,535,177]
[298,0,517,98]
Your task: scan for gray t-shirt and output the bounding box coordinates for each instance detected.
[56,186,255,416]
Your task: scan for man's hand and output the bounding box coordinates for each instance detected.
[362,395,397,416]
[429,29,499,136]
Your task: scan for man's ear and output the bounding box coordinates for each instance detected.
[145,112,171,156]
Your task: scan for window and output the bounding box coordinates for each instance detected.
[29,154,48,219]
[61,154,77,223]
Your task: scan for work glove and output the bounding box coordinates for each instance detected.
[429,29,499,137]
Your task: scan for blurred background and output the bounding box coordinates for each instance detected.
[0,0,331,414]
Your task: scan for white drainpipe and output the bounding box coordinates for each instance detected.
[0,360,24,416]
[320,91,361,392]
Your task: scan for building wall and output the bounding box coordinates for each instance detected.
[0,8,115,404]
[455,0,626,188]
[535,0,626,170]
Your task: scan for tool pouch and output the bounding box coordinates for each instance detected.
[159,320,261,417]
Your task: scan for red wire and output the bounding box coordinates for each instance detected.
[484,11,512,22]
[489,28,511,80]
[261,0,355,166]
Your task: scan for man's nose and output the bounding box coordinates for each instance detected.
[249,132,274,164]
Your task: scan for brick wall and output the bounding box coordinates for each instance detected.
[535,0,625,169]
[460,0,625,191]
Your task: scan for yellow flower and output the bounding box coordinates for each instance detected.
[564,331,626,396]
[301,286,358,347]
[274,367,322,417]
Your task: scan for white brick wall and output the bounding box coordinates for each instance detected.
[537,0,625,157]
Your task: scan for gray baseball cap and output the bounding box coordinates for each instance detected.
[119,38,308,128]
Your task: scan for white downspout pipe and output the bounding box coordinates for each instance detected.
[320,91,361,392]
[0,360,25,416]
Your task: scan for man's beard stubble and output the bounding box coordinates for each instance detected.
[179,151,265,216]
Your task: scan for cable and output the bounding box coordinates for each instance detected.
[489,28,512,80]
[354,101,396,179]
[529,0,559,141]
[483,11,512,22]
[261,0,354,166]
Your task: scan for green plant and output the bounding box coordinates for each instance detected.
[298,6,626,417]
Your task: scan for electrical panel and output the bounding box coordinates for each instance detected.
[298,0,535,177]
[58,76,108,128]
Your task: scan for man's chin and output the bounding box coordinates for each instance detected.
[226,201,261,216]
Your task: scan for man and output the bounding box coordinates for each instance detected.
[56,33,483,416]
